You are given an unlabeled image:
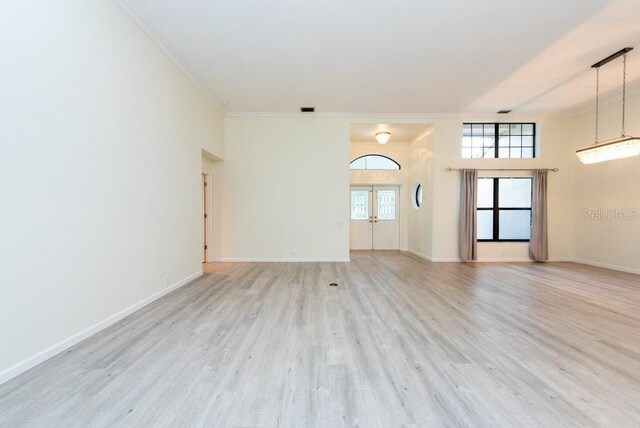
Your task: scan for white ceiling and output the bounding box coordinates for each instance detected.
[121,0,640,114]
[350,124,430,143]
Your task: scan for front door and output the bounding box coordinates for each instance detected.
[350,186,400,250]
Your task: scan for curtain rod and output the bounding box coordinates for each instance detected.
[446,167,558,172]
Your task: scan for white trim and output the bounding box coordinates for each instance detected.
[407,249,433,261]
[410,251,640,273]
[408,250,461,262]
[570,85,640,117]
[213,258,350,263]
[409,250,534,263]
[566,258,640,275]
[350,183,404,187]
[548,257,574,262]
[114,0,227,112]
[0,270,202,386]
[111,1,640,120]
[202,171,214,263]
[226,111,573,119]
[406,251,460,262]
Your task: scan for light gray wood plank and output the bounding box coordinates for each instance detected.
[0,252,639,427]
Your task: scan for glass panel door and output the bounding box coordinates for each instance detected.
[351,190,370,220]
[376,190,396,220]
[372,186,400,250]
[350,187,373,250]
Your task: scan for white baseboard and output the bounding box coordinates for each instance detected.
[409,250,639,274]
[0,270,203,386]
[565,258,640,275]
[407,250,463,262]
[548,257,573,262]
[407,249,433,261]
[213,257,350,262]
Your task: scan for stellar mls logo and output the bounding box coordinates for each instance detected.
[581,208,639,221]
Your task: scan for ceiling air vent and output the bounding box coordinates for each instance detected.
[300,107,315,112]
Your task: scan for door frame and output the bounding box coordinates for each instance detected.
[349,186,374,250]
[202,171,213,263]
[371,185,400,250]
[350,184,401,251]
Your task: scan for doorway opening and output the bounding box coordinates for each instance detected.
[202,172,212,262]
[350,186,400,250]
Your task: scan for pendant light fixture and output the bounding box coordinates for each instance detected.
[375,132,391,144]
[576,47,640,164]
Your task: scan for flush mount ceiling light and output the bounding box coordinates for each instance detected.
[577,47,640,164]
[375,132,391,144]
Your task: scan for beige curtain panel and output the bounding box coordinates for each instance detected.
[530,169,548,262]
[459,169,478,262]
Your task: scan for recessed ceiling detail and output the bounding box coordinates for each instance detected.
[121,0,640,114]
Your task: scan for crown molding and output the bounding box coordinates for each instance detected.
[565,85,640,117]
[225,111,575,120]
[114,0,227,114]
[113,0,640,121]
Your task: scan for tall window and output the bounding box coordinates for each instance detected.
[462,123,536,159]
[350,154,400,170]
[477,177,532,242]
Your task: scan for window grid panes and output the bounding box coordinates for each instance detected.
[463,123,535,159]
[477,178,532,242]
[351,191,369,220]
[350,155,400,170]
[376,190,396,220]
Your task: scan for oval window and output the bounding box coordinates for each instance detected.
[412,183,423,209]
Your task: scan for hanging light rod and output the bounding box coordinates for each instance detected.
[591,47,633,69]
[577,47,640,164]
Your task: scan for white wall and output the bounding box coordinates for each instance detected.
[209,116,349,261]
[225,114,578,264]
[207,109,637,270]
[350,141,411,250]
[428,116,576,261]
[0,0,224,383]
[569,91,640,274]
[408,128,435,259]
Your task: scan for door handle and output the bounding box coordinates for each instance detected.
[369,216,373,223]
[374,216,378,223]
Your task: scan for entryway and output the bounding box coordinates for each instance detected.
[202,172,212,263]
[350,186,400,250]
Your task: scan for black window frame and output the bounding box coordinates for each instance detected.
[350,154,401,170]
[462,122,536,159]
[477,177,532,242]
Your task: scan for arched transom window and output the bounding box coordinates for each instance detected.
[350,154,401,170]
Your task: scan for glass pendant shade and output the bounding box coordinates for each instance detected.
[577,48,638,165]
[375,132,391,144]
[576,136,640,164]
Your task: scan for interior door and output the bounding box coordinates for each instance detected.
[202,173,208,262]
[350,187,373,250]
[372,186,400,250]
[350,186,400,250]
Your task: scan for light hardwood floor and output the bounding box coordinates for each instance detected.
[0,251,639,427]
